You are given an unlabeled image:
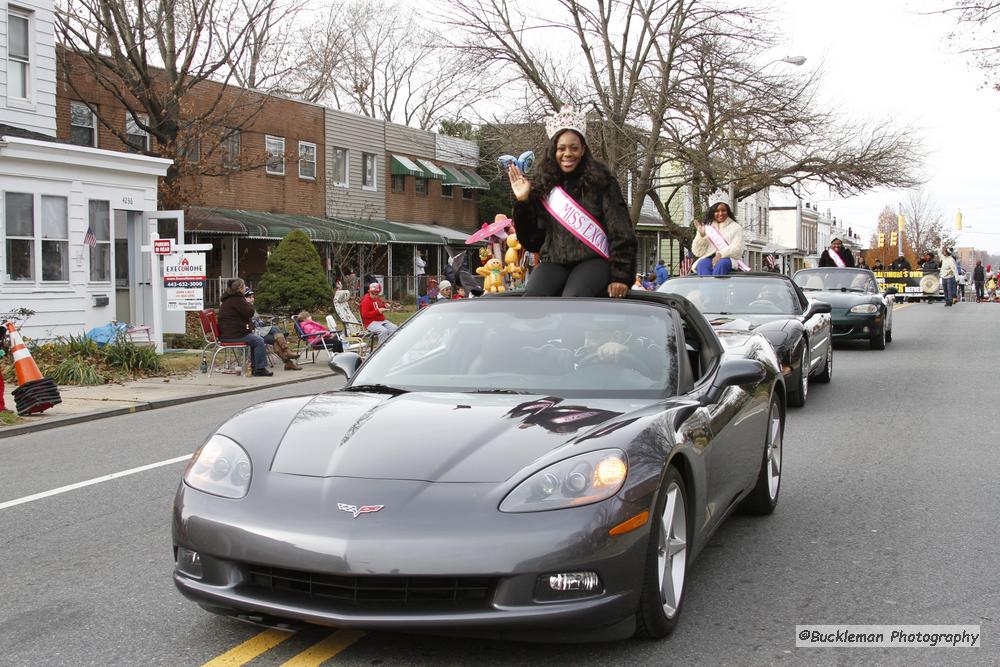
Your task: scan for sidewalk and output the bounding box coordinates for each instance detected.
[0,358,336,439]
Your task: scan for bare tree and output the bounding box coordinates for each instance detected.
[902,188,958,254]
[939,1,1000,90]
[57,0,294,207]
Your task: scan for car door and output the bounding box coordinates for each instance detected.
[792,281,829,373]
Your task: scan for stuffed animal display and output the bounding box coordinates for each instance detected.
[477,257,507,293]
[505,233,524,284]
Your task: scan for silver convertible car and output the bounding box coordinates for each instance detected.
[172,293,786,642]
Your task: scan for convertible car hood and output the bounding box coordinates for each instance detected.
[708,314,793,332]
[803,291,875,308]
[269,391,653,483]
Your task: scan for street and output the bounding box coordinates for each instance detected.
[1,301,998,666]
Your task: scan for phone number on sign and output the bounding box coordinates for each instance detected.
[164,280,205,288]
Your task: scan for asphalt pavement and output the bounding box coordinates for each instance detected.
[1,300,998,665]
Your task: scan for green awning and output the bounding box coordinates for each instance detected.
[441,165,473,187]
[460,168,490,190]
[187,208,386,243]
[339,218,448,245]
[397,221,482,245]
[390,154,424,177]
[416,159,446,180]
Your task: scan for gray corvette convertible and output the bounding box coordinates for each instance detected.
[172,293,785,642]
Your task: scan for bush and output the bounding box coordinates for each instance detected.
[255,229,332,314]
[2,333,163,385]
[48,357,104,385]
[104,337,162,373]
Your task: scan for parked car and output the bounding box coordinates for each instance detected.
[172,293,785,642]
[792,268,896,349]
[657,273,832,407]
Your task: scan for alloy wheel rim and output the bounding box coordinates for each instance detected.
[800,350,809,397]
[826,346,832,378]
[767,403,782,499]
[657,482,687,618]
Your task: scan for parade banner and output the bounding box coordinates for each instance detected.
[874,269,939,299]
[163,253,206,311]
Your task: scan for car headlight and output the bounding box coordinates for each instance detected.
[499,449,627,513]
[849,304,878,314]
[183,434,252,499]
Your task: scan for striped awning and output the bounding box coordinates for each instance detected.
[417,159,447,180]
[459,168,490,190]
[441,165,474,187]
[186,208,387,244]
[390,155,424,177]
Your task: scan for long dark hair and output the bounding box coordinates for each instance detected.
[703,202,737,224]
[533,129,612,199]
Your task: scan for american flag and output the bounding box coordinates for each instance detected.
[679,249,694,276]
[83,226,97,247]
[765,253,777,269]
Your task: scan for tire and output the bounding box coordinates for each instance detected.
[870,322,886,350]
[885,326,893,343]
[815,342,832,383]
[786,346,808,407]
[635,466,689,639]
[740,395,784,515]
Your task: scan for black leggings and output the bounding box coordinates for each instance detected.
[523,257,611,297]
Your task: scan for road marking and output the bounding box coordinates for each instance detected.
[201,629,294,666]
[0,454,191,511]
[280,629,366,666]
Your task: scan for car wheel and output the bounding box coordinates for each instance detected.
[740,395,783,515]
[870,322,886,350]
[635,466,688,639]
[787,347,808,407]
[815,342,832,383]
[885,321,893,343]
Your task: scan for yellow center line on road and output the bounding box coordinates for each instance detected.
[201,629,294,666]
[280,629,366,666]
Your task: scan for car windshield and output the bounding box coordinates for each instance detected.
[793,269,871,292]
[350,298,677,398]
[657,277,801,315]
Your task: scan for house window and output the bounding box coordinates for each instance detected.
[182,137,201,163]
[41,196,69,281]
[362,153,376,190]
[4,193,34,281]
[441,184,453,198]
[391,174,405,193]
[332,147,348,186]
[265,135,285,175]
[70,102,97,147]
[88,200,111,282]
[298,141,316,179]
[415,177,428,196]
[462,188,474,200]
[125,112,149,152]
[222,130,240,169]
[7,10,30,100]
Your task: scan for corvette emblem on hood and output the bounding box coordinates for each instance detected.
[337,503,384,518]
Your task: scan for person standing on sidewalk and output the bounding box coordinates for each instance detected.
[973,260,986,302]
[940,248,958,307]
[218,278,271,376]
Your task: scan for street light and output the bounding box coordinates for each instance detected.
[779,56,807,66]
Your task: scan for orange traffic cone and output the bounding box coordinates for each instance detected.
[5,322,60,415]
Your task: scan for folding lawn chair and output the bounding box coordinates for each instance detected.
[333,290,376,355]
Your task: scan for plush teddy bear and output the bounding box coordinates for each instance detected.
[504,233,524,284]
[477,257,507,293]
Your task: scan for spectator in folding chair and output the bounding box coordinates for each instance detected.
[360,282,398,346]
[293,311,344,361]
[244,288,300,370]
[218,278,271,377]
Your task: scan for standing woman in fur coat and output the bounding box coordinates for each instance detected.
[507,106,637,298]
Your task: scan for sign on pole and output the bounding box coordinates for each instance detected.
[153,238,173,255]
[163,253,207,311]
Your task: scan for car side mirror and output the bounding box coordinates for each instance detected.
[884,286,898,295]
[328,352,362,379]
[702,358,766,405]
[804,300,832,318]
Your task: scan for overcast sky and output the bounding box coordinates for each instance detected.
[769,0,1000,252]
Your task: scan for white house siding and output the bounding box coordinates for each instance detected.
[434,135,478,168]
[325,108,385,220]
[1,0,57,136]
[0,137,168,340]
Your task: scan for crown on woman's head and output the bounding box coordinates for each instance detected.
[707,189,732,209]
[545,105,587,140]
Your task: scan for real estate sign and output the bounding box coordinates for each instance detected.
[163,253,206,311]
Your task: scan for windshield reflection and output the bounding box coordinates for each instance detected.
[349,299,676,397]
[793,269,872,292]
[658,277,801,315]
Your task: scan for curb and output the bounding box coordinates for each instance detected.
[0,371,334,440]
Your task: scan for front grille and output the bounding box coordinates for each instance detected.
[242,564,496,610]
[832,324,854,335]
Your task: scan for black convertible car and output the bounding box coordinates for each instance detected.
[173,293,785,642]
[657,273,832,407]
[793,268,897,349]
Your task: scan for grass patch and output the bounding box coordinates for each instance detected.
[161,352,203,374]
[0,410,22,426]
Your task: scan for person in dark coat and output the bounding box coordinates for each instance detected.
[890,255,911,270]
[818,238,856,267]
[217,278,271,377]
[507,105,637,297]
[973,260,986,302]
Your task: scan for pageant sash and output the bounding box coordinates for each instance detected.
[542,186,610,259]
[704,223,751,272]
[828,249,847,267]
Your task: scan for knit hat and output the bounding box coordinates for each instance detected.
[438,280,452,291]
[545,105,587,140]
[368,282,381,293]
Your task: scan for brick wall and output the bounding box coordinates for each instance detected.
[385,164,479,231]
[55,49,325,216]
